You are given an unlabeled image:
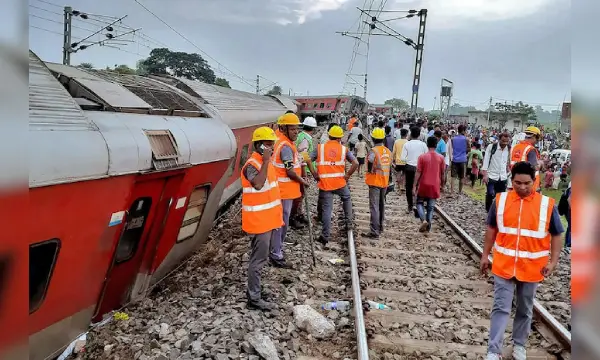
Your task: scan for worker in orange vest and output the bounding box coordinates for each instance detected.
[241,127,284,311]
[347,114,358,131]
[272,113,310,267]
[480,162,564,360]
[362,128,392,239]
[509,126,542,192]
[310,125,359,245]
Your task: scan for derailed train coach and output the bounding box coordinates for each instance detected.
[22,50,294,360]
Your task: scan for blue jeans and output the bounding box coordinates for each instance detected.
[565,215,571,248]
[416,197,436,228]
[485,179,507,211]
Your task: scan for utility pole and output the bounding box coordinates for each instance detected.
[364,73,368,100]
[62,6,73,65]
[410,9,427,114]
[486,96,492,125]
[256,75,259,94]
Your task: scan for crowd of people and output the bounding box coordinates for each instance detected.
[240,110,571,360]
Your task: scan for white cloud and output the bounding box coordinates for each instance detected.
[391,0,558,28]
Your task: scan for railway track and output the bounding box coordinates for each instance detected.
[317,171,572,360]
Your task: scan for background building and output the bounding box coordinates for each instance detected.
[468,110,528,131]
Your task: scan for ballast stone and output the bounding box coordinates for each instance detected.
[292,305,335,339]
[245,332,279,360]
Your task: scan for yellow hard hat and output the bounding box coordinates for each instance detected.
[328,125,344,138]
[524,126,541,137]
[277,113,301,125]
[371,128,385,140]
[252,126,278,142]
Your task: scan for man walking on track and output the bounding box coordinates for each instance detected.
[272,113,310,268]
[362,128,392,239]
[450,124,470,195]
[413,136,445,232]
[241,127,284,311]
[311,125,359,246]
[400,127,428,214]
[480,162,563,360]
[482,132,511,211]
[509,126,542,192]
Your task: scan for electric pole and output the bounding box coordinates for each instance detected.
[364,73,368,100]
[256,75,259,94]
[486,96,492,125]
[62,6,73,65]
[410,9,427,114]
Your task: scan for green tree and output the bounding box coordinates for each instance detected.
[267,85,282,95]
[139,48,216,84]
[77,62,94,69]
[384,98,409,111]
[111,64,136,75]
[215,77,231,88]
[135,59,149,75]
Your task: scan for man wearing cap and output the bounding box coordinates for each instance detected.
[509,126,542,192]
[290,116,318,230]
[311,125,359,245]
[363,128,393,239]
[272,113,310,268]
[241,127,284,310]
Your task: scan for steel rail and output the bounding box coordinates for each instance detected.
[435,205,572,350]
[348,228,370,360]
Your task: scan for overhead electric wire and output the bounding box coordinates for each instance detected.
[33,0,63,8]
[29,13,98,32]
[132,0,255,89]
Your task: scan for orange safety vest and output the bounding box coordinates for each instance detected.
[365,145,392,188]
[316,140,347,191]
[273,130,302,200]
[571,193,595,305]
[347,117,357,131]
[492,190,554,283]
[510,141,541,190]
[241,152,284,234]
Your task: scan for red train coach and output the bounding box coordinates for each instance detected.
[293,95,369,122]
[23,51,292,360]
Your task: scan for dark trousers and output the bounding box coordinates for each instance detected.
[485,179,508,211]
[404,165,417,210]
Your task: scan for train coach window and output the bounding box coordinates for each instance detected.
[177,186,209,243]
[319,103,324,108]
[116,197,152,263]
[29,239,60,313]
[238,144,250,170]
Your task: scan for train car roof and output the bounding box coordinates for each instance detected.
[150,76,294,130]
[29,51,236,188]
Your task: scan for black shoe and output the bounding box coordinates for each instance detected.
[317,235,329,246]
[247,298,276,311]
[296,214,309,224]
[289,218,305,230]
[361,232,379,239]
[270,258,293,269]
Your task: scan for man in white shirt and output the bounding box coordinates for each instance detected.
[400,126,428,213]
[481,132,511,211]
[367,113,374,132]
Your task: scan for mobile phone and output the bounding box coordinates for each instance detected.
[257,144,265,155]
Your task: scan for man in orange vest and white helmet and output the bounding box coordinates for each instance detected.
[272,113,310,267]
[310,125,359,245]
[509,126,542,192]
[480,161,564,360]
[362,127,392,239]
[241,126,284,311]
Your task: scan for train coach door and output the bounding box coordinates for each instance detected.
[94,177,172,320]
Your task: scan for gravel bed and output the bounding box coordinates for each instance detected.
[76,129,359,360]
[437,193,572,330]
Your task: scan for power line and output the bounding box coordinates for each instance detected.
[29,4,63,16]
[33,0,63,8]
[29,13,98,32]
[491,97,562,107]
[132,0,255,89]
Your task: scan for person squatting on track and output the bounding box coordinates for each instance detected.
[312,125,359,246]
[272,113,310,266]
[290,116,319,230]
[241,127,283,311]
[482,132,511,211]
[362,128,393,239]
[480,161,564,360]
[413,136,446,232]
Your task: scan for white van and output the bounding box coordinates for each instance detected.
[550,149,571,166]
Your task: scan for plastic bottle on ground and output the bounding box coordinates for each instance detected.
[321,301,351,311]
[367,300,390,310]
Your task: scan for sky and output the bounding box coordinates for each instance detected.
[27,0,572,110]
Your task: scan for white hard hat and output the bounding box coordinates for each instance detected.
[302,116,317,128]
